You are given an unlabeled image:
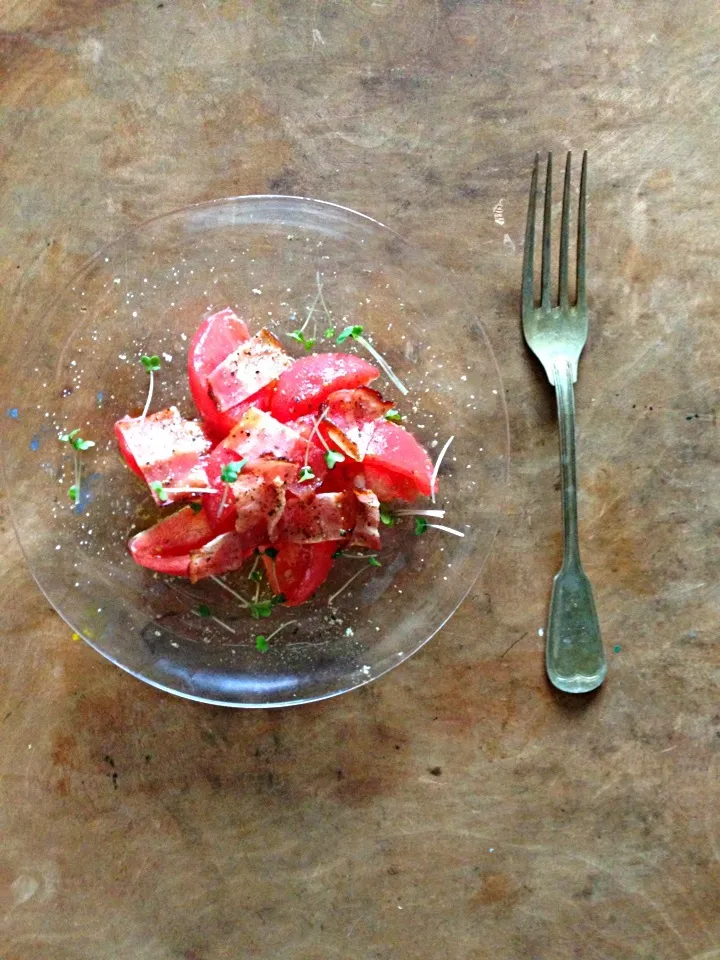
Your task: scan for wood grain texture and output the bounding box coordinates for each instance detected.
[2,1,720,957]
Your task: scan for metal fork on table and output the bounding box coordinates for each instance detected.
[521,151,606,694]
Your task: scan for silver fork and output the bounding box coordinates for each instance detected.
[521,151,606,693]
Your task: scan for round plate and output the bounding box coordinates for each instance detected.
[1,197,509,707]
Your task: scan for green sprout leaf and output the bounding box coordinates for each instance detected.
[414,516,428,536]
[220,459,248,484]
[189,502,203,514]
[324,450,345,470]
[256,635,269,652]
[379,504,395,526]
[249,569,264,583]
[262,546,279,559]
[324,326,335,338]
[60,429,95,451]
[68,484,79,504]
[288,330,315,351]
[150,480,168,502]
[197,603,212,618]
[332,549,344,559]
[298,465,315,482]
[385,408,403,424]
[368,556,382,567]
[272,593,286,605]
[141,355,161,372]
[336,324,363,345]
[249,600,273,620]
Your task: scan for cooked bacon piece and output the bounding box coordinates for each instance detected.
[350,488,381,550]
[207,329,292,412]
[321,387,393,461]
[114,406,212,505]
[189,532,254,583]
[275,491,357,544]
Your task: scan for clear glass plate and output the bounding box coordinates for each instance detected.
[1,197,509,707]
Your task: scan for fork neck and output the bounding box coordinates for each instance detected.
[552,358,582,570]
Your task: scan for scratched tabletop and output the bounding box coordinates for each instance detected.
[1,2,719,958]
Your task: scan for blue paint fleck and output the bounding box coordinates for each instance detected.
[96,390,105,407]
[30,436,40,451]
[6,407,19,419]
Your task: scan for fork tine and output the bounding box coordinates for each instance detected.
[540,153,552,308]
[576,150,587,309]
[522,153,539,317]
[558,152,571,308]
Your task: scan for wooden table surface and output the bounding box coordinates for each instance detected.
[2,2,720,957]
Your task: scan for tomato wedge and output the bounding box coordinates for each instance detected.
[363,463,420,503]
[188,308,277,439]
[364,420,434,498]
[263,541,338,607]
[128,505,215,577]
[270,354,379,422]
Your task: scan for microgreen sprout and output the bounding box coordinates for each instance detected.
[379,504,395,526]
[140,355,161,420]
[218,459,247,512]
[385,408,403,424]
[220,459,247,484]
[150,480,169,502]
[336,324,363,344]
[324,450,345,470]
[414,516,428,535]
[336,325,408,396]
[324,326,336,338]
[249,569,263,583]
[298,465,315,482]
[327,567,369,606]
[255,619,298,652]
[288,330,316,352]
[192,601,236,634]
[189,502,203,514]
[249,594,285,620]
[262,547,279,559]
[60,429,95,506]
[368,556,382,567]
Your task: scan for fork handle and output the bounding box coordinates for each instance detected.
[546,359,606,693]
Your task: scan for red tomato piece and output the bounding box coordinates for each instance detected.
[364,420,434,498]
[263,541,338,606]
[128,505,216,577]
[114,420,144,478]
[363,463,420,503]
[270,353,379,422]
[207,329,292,413]
[187,309,279,439]
[114,407,213,505]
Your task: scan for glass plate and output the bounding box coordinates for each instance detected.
[1,197,509,707]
